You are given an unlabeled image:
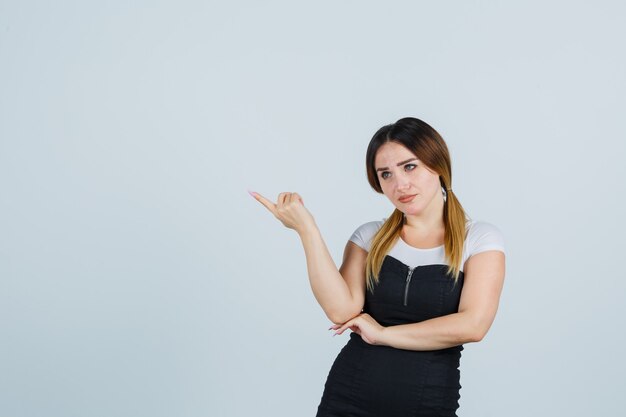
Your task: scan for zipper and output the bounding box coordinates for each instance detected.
[403,267,415,306]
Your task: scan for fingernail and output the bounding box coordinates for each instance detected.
[247,189,257,198]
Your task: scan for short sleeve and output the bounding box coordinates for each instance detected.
[348,219,385,252]
[467,221,506,257]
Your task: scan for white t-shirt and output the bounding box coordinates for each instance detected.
[349,218,506,272]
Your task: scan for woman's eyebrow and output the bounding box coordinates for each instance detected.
[376,158,418,172]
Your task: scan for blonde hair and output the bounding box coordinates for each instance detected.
[364,117,469,293]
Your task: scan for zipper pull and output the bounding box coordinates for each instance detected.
[403,267,415,306]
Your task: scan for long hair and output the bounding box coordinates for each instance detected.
[364,117,470,293]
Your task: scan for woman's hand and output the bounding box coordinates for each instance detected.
[249,190,316,235]
[329,313,386,346]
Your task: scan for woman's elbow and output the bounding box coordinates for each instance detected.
[463,315,491,343]
[469,331,485,343]
[468,323,492,343]
[328,308,362,325]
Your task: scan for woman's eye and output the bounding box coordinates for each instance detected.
[380,164,416,180]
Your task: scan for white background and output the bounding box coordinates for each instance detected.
[1,1,625,416]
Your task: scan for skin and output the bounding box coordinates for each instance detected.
[251,141,505,349]
[374,141,447,243]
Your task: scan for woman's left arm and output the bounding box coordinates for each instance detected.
[331,250,506,351]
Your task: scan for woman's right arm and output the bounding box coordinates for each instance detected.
[250,190,365,324]
[299,225,366,325]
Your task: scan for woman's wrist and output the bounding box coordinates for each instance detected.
[297,221,319,238]
[377,325,392,347]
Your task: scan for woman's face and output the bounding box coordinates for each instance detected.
[374,141,444,218]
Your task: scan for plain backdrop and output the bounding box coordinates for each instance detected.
[1,1,625,416]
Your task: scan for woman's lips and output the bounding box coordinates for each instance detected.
[399,194,416,203]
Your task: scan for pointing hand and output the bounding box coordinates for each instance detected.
[249,190,316,235]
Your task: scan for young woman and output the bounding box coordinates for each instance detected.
[250,117,506,417]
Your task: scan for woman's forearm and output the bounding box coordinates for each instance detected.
[299,225,358,324]
[378,312,481,351]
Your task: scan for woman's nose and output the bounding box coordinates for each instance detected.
[395,173,411,189]
[396,178,409,191]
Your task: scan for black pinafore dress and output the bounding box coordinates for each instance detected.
[316,254,465,417]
